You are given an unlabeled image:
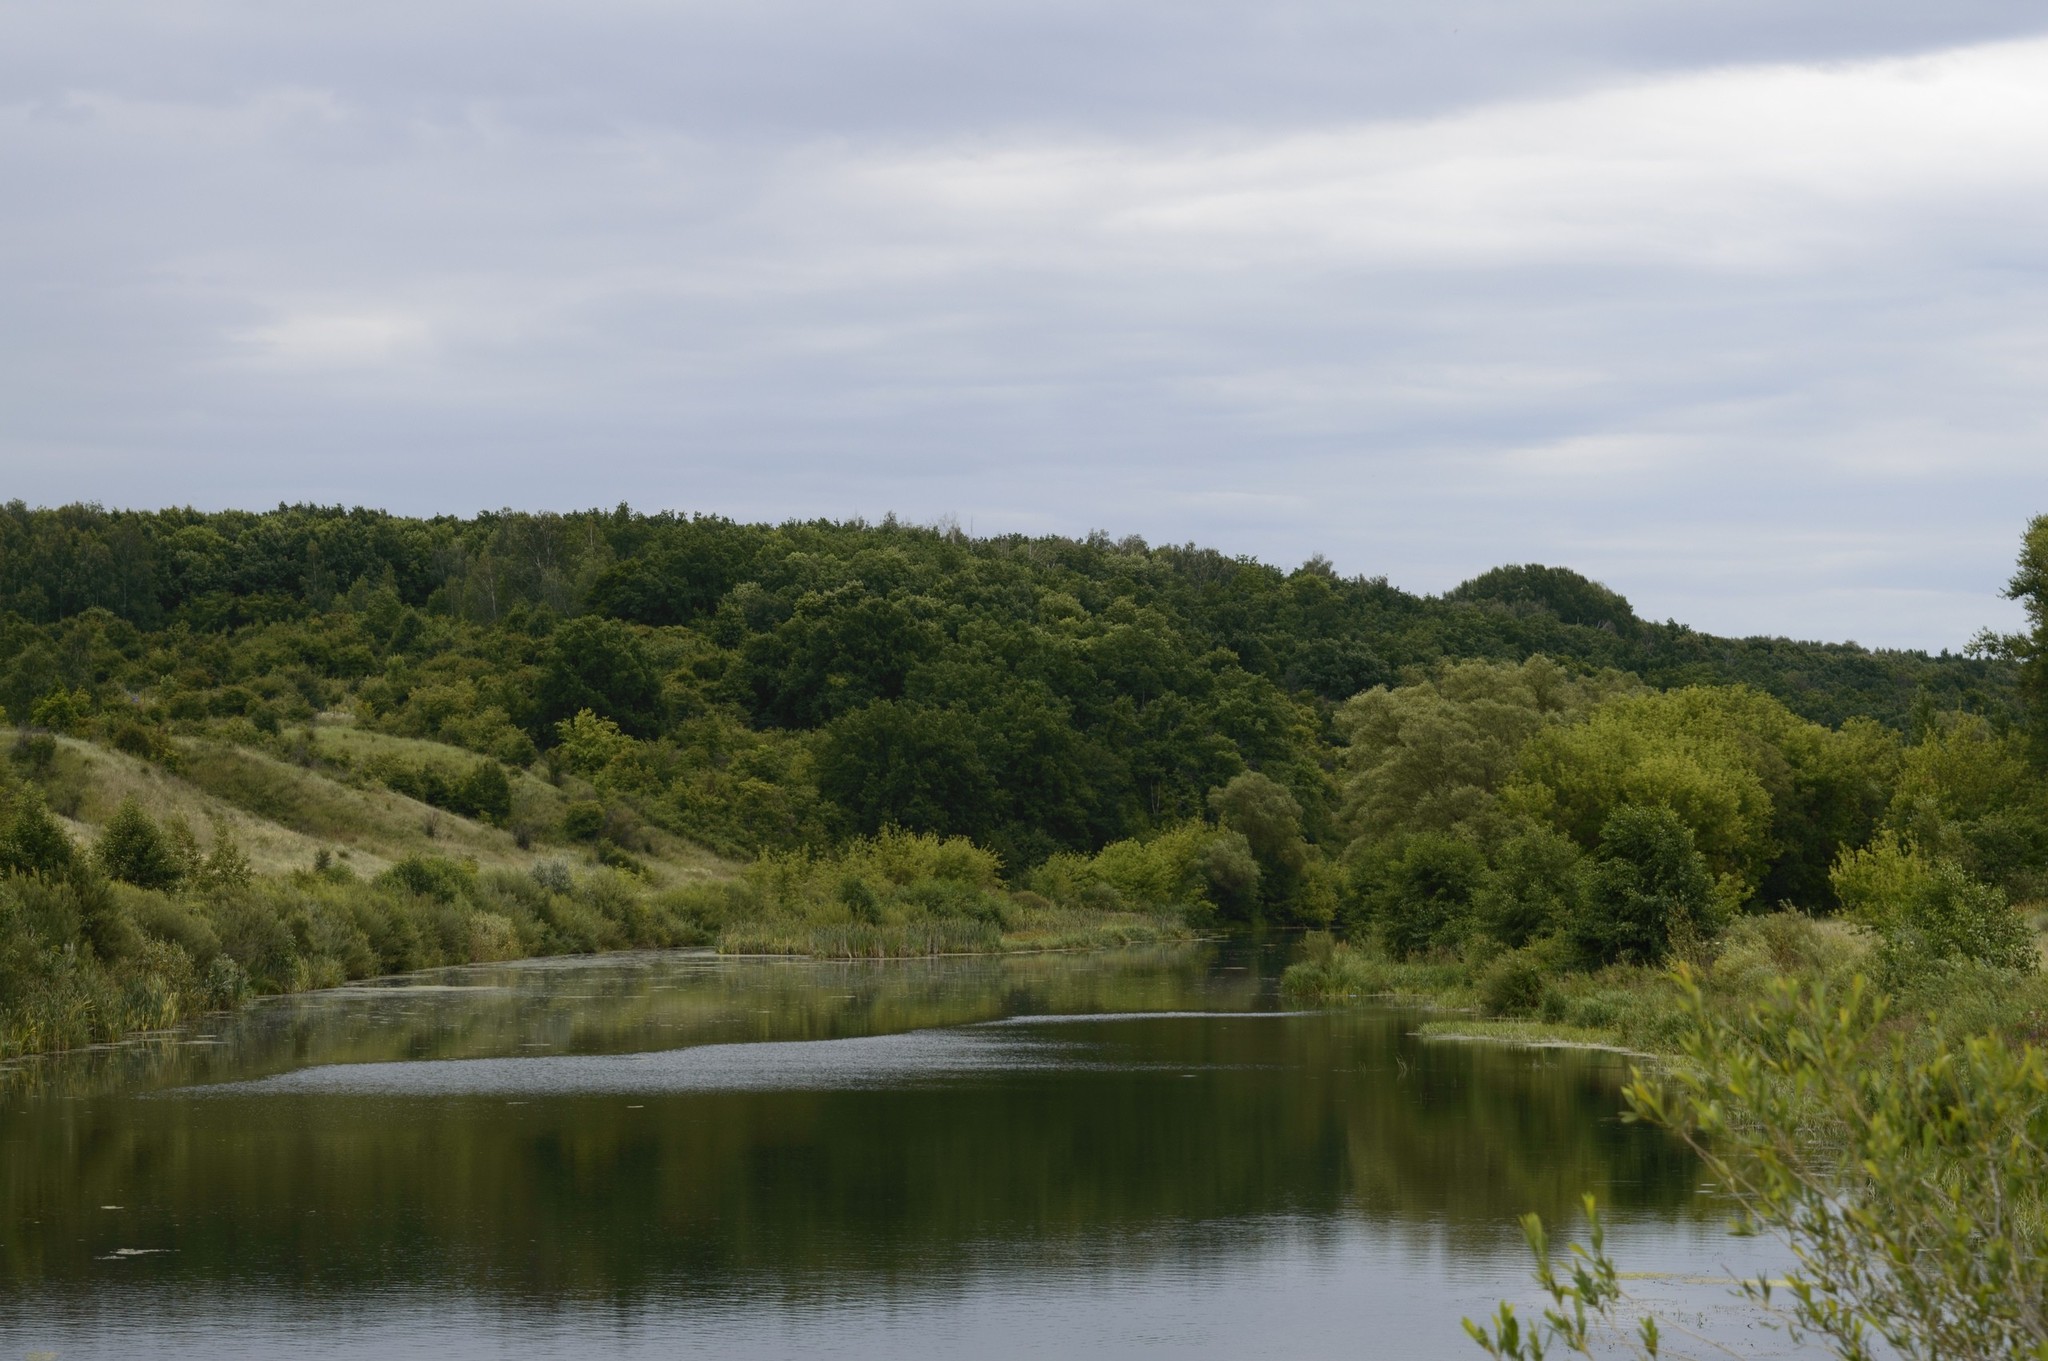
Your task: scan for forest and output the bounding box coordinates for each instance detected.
[0,500,2042,1058]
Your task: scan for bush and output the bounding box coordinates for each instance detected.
[1571,804,1719,967]
[1879,858,2035,977]
[1371,834,1485,959]
[0,787,75,878]
[1829,829,1930,926]
[11,730,57,775]
[1475,974,2048,1361]
[376,855,476,904]
[454,761,512,825]
[95,798,183,890]
[562,800,606,841]
[1477,946,1550,1017]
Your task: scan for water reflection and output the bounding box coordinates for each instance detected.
[0,944,1778,1359]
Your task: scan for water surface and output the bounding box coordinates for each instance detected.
[0,943,1798,1358]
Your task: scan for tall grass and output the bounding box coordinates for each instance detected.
[0,856,717,1060]
[665,827,1193,960]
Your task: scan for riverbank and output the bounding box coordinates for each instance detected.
[1280,910,2048,1057]
[0,820,1196,1062]
[0,868,1192,1061]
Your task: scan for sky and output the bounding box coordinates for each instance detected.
[3,2,2046,650]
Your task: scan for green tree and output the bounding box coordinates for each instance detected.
[2010,513,2048,767]
[1571,804,1719,967]
[0,788,75,878]
[1368,833,1486,959]
[815,701,996,841]
[1510,684,1891,909]
[95,797,182,890]
[535,616,663,737]
[198,816,253,893]
[1475,823,1583,948]
[455,761,513,826]
[1208,770,1309,912]
[1336,656,1620,841]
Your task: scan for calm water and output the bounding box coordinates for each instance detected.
[0,943,1799,1359]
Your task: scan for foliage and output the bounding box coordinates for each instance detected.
[1881,712,2048,901]
[1877,858,2035,976]
[1571,805,1724,968]
[1031,819,1236,915]
[1473,971,2048,1361]
[1473,823,1583,948]
[1336,656,1623,841]
[1208,770,1310,914]
[1361,833,1487,959]
[365,754,514,825]
[1832,832,2037,976]
[2010,513,2048,768]
[1464,1198,1661,1360]
[95,797,183,890]
[664,826,1187,958]
[1509,686,1894,908]
[1279,933,1469,1004]
[1,502,2045,1059]
[0,786,75,878]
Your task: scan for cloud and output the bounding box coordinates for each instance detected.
[234,311,433,369]
[0,7,2045,648]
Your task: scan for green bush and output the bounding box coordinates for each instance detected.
[1477,946,1550,1017]
[562,800,606,841]
[376,854,476,904]
[95,798,183,890]
[0,787,75,878]
[1571,804,1720,967]
[1879,858,2035,978]
[1370,833,1485,959]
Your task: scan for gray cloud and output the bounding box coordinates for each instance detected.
[2,2,2046,647]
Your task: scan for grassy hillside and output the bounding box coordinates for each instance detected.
[0,713,1193,1063]
[35,724,731,885]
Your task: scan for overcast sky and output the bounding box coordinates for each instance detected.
[4,2,2046,649]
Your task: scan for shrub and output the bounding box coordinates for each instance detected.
[0,788,75,878]
[1880,858,2035,977]
[130,893,223,962]
[1372,834,1485,959]
[838,874,882,924]
[562,800,606,841]
[96,798,183,890]
[1829,829,1931,927]
[1707,911,1867,998]
[1477,946,1550,1017]
[1571,804,1719,967]
[1474,974,2048,1361]
[454,761,512,825]
[11,730,57,775]
[376,854,476,904]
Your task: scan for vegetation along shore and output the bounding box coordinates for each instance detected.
[2,502,2044,1067]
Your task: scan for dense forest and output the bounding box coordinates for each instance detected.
[0,501,2043,1057]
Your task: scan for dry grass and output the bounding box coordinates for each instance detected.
[40,733,738,887]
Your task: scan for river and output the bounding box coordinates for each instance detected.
[0,942,1799,1358]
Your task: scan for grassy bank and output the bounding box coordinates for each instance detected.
[1284,908,2048,1058]
[0,729,1199,1060]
